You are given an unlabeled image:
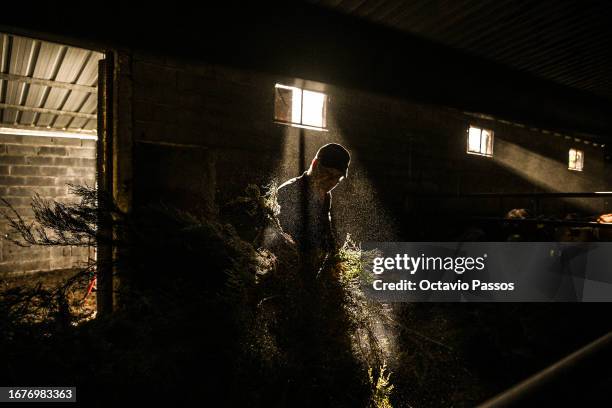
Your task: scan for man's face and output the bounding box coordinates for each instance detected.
[315,163,346,192]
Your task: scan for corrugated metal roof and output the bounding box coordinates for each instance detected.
[310,0,612,102]
[0,33,102,134]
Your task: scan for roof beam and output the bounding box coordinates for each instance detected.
[0,123,96,136]
[0,123,96,139]
[0,72,97,94]
[0,103,96,120]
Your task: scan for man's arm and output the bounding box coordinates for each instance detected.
[276,178,298,238]
[324,192,339,252]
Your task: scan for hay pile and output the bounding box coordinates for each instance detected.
[1,183,393,407]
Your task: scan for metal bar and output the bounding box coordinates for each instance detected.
[471,216,612,229]
[0,72,97,93]
[273,120,328,131]
[0,103,96,120]
[478,331,612,407]
[416,192,612,198]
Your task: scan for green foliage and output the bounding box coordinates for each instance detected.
[335,233,378,285]
[369,362,394,408]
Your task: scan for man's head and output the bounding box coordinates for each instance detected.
[308,143,351,193]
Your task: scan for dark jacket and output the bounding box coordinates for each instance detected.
[276,172,337,255]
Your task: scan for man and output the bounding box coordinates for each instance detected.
[276,143,351,273]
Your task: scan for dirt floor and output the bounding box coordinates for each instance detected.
[1,268,97,323]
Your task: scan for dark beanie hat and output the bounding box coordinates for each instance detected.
[316,143,351,174]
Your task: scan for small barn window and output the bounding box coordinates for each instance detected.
[467,126,494,157]
[274,84,327,131]
[568,148,584,171]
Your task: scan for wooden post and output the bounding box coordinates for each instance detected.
[111,50,134,311]
[96,54,114,316]
[96,50,134,316]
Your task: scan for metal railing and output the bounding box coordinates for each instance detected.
[478,331,612,407]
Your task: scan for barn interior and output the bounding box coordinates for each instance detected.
[1,1,612,407]
[0,35,99,315]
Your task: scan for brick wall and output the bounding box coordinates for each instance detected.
[126,52,611,242]
[0,133,97,276]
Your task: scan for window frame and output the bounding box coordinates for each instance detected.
[466,125,494,157]
[568,148,584,171]
[273,83,328,132]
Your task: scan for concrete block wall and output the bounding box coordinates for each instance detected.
[126,52,610,242]
[0,133,97,276]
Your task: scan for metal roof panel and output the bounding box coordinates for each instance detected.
[0,33,102,134]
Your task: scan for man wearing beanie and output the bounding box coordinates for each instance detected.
[276,143,351,274]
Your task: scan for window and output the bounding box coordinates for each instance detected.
[568,148,584,171]
[274,84,327,130]
[467,126,494,157]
